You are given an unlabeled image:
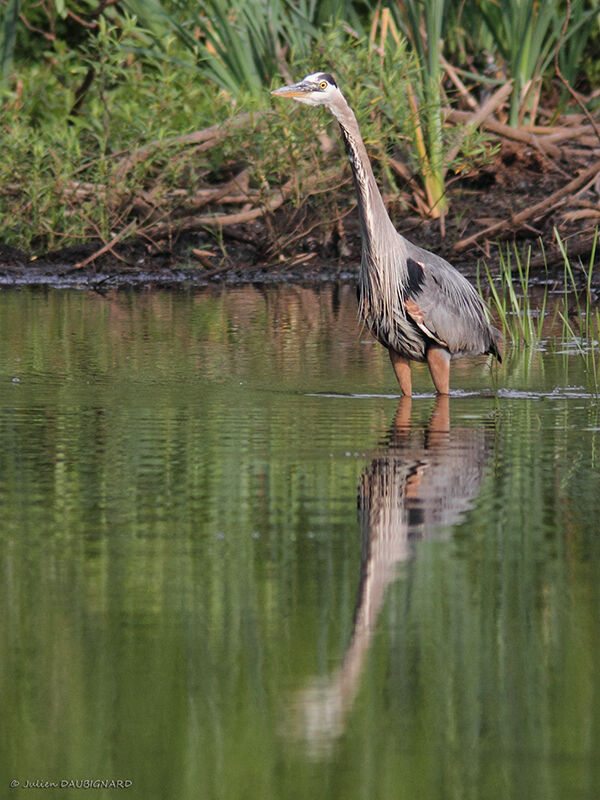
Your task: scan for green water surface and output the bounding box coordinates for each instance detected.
[1,285,599,800]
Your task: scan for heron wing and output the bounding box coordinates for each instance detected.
[402,249,496,356]
[404,297,449,348]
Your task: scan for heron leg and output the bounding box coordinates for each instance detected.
[426,346,451,395]
[389,349,412,396]
[429,394,450,435]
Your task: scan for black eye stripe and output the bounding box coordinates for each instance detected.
[318,72,337,87]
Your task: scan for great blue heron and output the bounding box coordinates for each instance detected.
[272,72,502,396]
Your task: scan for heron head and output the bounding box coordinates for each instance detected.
[272,72,340,107]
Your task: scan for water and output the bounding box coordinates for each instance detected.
[1,285,599,800]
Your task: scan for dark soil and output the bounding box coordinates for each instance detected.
[0,141,597,291]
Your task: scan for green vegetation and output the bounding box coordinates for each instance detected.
[480,228,600,393]
[468,0,598,125]
[481,242,549,347]
[0,1,598,258]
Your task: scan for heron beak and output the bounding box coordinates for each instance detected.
[271,81,311,100]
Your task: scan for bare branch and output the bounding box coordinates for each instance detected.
[74,221,136,268]
[454,160,600,252]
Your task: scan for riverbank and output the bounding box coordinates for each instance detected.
[1,135,598,291]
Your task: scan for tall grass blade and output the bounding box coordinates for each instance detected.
[123,0,197,49]
[467,0,598,125]
[389,0,450,217]
[482,241,553,348]
[0,0,22,88]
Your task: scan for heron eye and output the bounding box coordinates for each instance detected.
[319,80,328,90]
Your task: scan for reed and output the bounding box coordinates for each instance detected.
[556,227,598,339]
[482,228,600,391]
[460,0,597,126]
[480,241,549,346]
[387,0,449,218]
[0,0,21,87]
[556,227,600,390]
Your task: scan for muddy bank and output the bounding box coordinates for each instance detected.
[0,230,361,289]
[0,253,358,290]
[1,141,598,291]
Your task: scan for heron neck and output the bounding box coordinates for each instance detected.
[334,103,397,252]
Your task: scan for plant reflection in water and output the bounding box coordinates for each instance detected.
[288,396,493,755]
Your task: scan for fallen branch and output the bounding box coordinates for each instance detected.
[529,230,600,269]
[540,125,594,143]
[440,54,479,110]
[443,82,513,171]
[144,167,344,240]
[74,221,137,268]
[179,169,251,213]
[454,160,600,252]
[563,208,600,222]
[386,156,429,215]
[113,113,265,182]
[445,109,562,158]
[191,248,216,268]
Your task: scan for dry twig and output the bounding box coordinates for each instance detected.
[74,221,137,268]
[454,160,600,252]
[112,113,264,182]
[445,109,562,158]
[144,167,344,241]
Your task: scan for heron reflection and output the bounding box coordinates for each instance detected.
[289,396,492,754]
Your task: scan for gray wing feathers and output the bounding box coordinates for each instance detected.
[359,234,501,361]
[404,242,499,357]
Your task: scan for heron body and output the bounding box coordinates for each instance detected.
[272,72,502,395]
